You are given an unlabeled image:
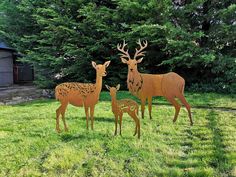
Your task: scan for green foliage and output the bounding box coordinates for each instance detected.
[0,0,235,92]
[0,92,236,176]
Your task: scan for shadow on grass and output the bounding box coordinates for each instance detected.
[59,131,114,142]
[64,116,113,123]
[12,98,55,107]
[206,110,233,176]
[59,133,88,142]
[96,117,114,123]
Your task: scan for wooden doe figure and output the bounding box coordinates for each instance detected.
[55,61,111,132]
[117,40,193,125]
[105,84,140,139]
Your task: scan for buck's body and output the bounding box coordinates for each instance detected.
[129,72,185,98]
[117,39,193,125]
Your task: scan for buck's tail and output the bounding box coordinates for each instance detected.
[136,105,139,116]
[181,80,185,95]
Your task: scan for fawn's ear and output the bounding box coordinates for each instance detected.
[92,61,97,69]
[105,85,110,90]
[104,61,111,68]
[136,58,143,63]
[121,58,128,64]
[116,84,120,91]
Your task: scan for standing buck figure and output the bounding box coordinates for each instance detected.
[55,61,111,132]
[117,40,193,125]
[106,84,140,139]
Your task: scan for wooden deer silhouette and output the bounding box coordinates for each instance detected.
[105,84,140,139]
[117,40,193,125]
[55,61,111,132]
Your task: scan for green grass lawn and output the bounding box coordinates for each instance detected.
[0,91,235,177]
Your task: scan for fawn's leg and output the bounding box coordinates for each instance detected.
[119,113,123,136]
[114,114,118,135]
[129,112,140,139]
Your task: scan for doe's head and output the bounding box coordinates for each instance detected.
[105,84,120,97]
[92,61,111,77]
[117,39,148,72]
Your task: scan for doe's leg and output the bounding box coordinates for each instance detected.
[61,102,69,131]
[84,106,90,130]
[90,105,95,130]
[119,114,123,136]
[56,105,62,133]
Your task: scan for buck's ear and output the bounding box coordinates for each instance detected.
[92,61,97,69]
[137,58,143,63]
[104,61,111,68]
[105,85,110,90]
[116,84,120,91]
[121,58,128,64]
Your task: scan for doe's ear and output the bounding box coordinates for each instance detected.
[136,58,143,63]
[92,61,97,69]
[116,84,120,91]
[104,61,111,68]
[121,58,128,64]
[105,85,110,91]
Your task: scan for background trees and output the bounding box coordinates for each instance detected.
[0,0,235,93]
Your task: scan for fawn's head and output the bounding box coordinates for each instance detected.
[105,84,120,97]
[117,39,148,72]
[92,61,111,77]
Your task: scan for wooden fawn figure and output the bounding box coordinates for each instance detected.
[55,61,111,132]
[117,40,193,125]
[105,84,140,139]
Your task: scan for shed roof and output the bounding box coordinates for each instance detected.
[0,42,16,51]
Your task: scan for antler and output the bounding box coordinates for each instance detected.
[117,40,131,60]
[133,39,148,59]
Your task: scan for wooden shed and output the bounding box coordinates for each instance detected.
[0,42,34,86]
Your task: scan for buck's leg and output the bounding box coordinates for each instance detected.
[114,114,118,136]
[137,116,141,139]
[61,102,69,131]
[165,96,181,123]
[141,98,146,119]
[133,124,137,136]
[119,114,123,136]
[148,97,152,119]
[56,105,62,133]
[177,94,193,126]
[90,105,95,130]
[84,106,90,130]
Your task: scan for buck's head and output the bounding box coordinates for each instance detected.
[92,61,111,77]
[105,84,120,97]
[117,39,148,72]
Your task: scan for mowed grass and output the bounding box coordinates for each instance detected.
[0,91,235,177]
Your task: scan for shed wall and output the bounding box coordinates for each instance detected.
[0,50,13,86]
